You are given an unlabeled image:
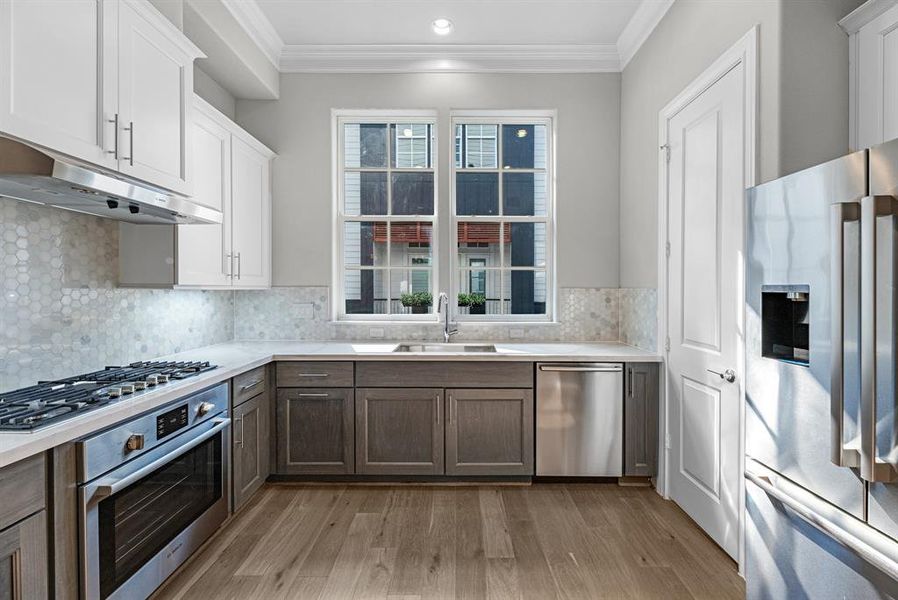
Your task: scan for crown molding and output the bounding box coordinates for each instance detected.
[216,0,676,75]
[617,0,675,69]
[280,44,620,73]
[220,0,284,69]
[839,0,898,34]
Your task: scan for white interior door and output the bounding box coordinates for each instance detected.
[665,60,747,560]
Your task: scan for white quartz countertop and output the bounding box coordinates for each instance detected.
[0,341,661,469]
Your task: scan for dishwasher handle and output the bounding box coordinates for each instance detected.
[538,364,623,373]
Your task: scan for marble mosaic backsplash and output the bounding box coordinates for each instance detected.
[234,286,622,342]
[619,287,658,352]
[0,198,234,391]
[1,196,658,391]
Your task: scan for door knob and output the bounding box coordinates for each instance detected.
[707,368,737,383]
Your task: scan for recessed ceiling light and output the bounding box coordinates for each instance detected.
[432,18,454,36]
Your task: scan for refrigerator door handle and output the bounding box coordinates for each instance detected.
[746,458,898,583]
[831,202,861,468]
[860,195,898,483]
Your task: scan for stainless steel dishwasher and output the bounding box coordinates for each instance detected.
[536,363,624,476]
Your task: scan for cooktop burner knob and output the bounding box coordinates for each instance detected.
[157,374,170,383]
[125,434,145,452]
[146,375,158,386]
[197,401,215,417]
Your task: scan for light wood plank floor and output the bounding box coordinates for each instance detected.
[153,483,744,600]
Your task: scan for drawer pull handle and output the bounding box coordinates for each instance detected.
[298,393,330,399]
[240,379,263,392]
[298,373,329,378]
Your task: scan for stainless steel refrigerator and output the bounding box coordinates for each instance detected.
[746,137,898,598]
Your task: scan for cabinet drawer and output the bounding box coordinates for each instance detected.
[277,362,354,387]
[356,361,533,388]
[0,454,45,532]
[233,366,267,407]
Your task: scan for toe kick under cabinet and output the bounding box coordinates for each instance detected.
[274,361,534,478]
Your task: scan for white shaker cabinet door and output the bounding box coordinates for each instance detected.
[0,0,116,169]
[117,0,193,194]
[854,4,898,150]
[231,136,272,289]
[177,108,232,287]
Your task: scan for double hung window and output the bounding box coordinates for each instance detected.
[334,110,553,322]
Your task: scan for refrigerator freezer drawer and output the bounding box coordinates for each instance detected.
[535,363,623,476]
[746,460,898,599]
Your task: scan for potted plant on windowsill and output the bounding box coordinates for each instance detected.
[400,292,433,314]
[458,293,487,315]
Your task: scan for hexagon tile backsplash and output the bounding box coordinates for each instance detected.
[1,196,658,391]
[234,286,625,343]
[0,198,234,391]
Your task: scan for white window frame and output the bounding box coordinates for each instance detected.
[332,109,439,321]
[450,110,556,323]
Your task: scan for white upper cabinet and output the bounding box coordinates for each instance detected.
[116,0,196,194]
[230,135,272,289]
[177,103,232,287]
[173,97,274,289]
[0,0,202,194]
[842,0,898,150]
[0,0,115,169]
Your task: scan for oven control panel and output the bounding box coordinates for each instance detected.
[77,382,229,482]
[157,404,189,439]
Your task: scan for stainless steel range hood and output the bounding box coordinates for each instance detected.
[0,137,222,224]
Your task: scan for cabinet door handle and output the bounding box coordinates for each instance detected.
[448,394,454,425]
[233,417,244,447]
[107,113,119,159]
[236,252,241,280]
[435,395,440,425]
[122,121,134,166]
[627,368,632,397]
[226,253,233,278]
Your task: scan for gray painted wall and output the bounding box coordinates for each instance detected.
[235,73,621,289]
[619,0,861,288]
[195,67,236,120]
[780,0,860,175]
[619,0,782,288]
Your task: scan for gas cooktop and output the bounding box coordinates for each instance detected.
[0,361,217,431]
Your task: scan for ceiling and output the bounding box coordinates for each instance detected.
[223,0,675,72]
[255,0,641,46]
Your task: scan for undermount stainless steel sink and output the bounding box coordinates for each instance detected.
[392,343,497,353]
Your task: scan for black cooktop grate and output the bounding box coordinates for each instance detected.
[0,361,217,431]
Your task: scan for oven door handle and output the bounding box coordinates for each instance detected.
[93,418,229,499]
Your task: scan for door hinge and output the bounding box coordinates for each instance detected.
[665,241,671,258]
[660,143,671,163]
[664,336,670,352]
[665,433,672,450]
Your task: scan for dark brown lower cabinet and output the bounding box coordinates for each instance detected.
[624,363,660,477]
[355,388,444,475]
[0,510,48,599]
[445,388,534,476]
[277,388,354,474]
[232,393,270,511]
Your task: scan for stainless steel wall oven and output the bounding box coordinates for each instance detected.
[77,383,230,600]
